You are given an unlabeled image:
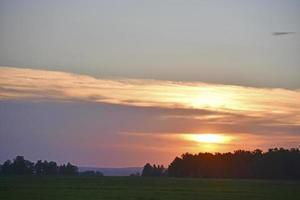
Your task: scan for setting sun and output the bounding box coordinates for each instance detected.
[184,134,232,144]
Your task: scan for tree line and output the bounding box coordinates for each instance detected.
[142,163,166,177]
[143,148,300,179]
[0,156,78,175]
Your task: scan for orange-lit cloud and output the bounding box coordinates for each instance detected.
[1,66,299,134]
[1,67,299,114]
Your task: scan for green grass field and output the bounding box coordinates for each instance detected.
[0,176,299,200]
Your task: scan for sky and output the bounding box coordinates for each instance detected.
[0,0,299,167]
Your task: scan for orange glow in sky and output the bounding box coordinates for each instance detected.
[184,134,232,144]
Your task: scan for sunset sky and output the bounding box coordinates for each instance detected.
[0,0,299,167]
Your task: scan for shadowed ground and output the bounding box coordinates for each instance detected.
[0,176,299,200]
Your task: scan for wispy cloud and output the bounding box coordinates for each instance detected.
[1,67,299,110]
[0,66,299,137]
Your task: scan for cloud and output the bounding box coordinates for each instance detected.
[0,67,300,136]
[1,66,299,110]
[0,66,299,127]
[0,66,299,138]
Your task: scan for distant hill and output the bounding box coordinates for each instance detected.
[79,167,142,176]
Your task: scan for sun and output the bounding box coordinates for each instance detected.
[184,133,231,144]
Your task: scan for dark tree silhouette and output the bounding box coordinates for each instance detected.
[167,148,300,179]
[142,163,153,176]
[142,163,166,177]
[44,161,58,175]
[11,156,34,175]
[59,162,78,175]
[34,160,43,175]
[79,170,103,176]
[1,160,13,175]
[0,156,78,176]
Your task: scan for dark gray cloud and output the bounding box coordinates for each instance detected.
[272,32,295,36]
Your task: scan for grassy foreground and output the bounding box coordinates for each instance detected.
[0,176,300,200]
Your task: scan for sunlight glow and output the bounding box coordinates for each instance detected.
[184,134,232,144]
[190,89,229,109]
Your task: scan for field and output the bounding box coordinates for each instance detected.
[0,176,300,200]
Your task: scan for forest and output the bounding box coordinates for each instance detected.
[142,148,300,179]
[0,156,78,175]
